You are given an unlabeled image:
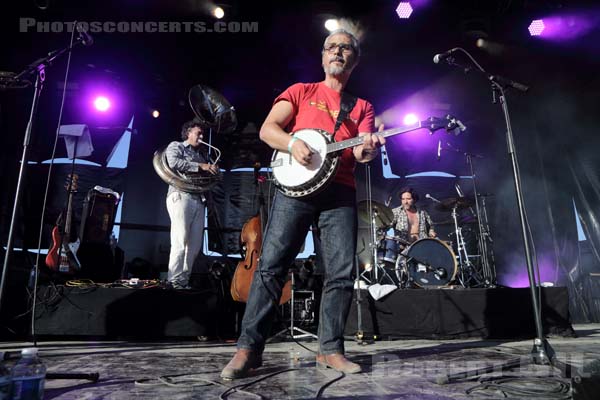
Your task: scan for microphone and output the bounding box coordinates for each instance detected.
[436,140,441,161]
[489,74,529,93]
[425,194,441,203]
[433,48,459,64]
[76,23,94,46]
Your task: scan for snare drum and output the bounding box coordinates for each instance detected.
[395,238,457,288]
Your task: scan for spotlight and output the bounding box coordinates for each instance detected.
[324,19,339,32]
[528,19,545,36]
[403,113,418,125]
[396,2,413,19]
[151,110,160,118]
[213,6,224,19]
[93,96,110,112]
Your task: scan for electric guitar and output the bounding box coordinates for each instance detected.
[46,174,81,274]
[270,115,466,198]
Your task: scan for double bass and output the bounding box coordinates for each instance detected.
[230,164,291,305]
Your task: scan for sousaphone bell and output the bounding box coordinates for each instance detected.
[152,84,237,193]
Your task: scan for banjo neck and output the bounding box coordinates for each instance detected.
[325,121,424,154]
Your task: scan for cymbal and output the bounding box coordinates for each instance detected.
[357,200,394,228]
[435,196,473,212]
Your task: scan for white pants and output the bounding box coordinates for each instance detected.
[166,192,205,286]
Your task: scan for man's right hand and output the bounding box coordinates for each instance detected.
[290,138,315,166]
[200,163,219,175]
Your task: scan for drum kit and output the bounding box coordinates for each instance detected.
[357,192,495,290]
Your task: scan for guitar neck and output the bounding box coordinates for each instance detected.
[326,121,423,154]
[64,192,74,238]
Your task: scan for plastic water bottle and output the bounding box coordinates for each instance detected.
[10,349,46,400]
[0,353,11,400]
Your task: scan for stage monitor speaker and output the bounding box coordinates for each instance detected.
[79,187,119,245]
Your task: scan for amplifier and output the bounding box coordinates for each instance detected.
[79,186,120,245]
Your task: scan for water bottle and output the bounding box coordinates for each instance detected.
[10,349,46,400]
[0,353,11,400]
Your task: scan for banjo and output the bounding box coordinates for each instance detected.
[270,115,465,198]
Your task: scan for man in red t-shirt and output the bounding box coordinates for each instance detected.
[222,29,385,379]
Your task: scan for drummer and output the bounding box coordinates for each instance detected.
[391,187,436,245]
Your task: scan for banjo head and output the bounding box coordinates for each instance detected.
[271,129,331,190]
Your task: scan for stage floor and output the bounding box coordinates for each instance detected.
[2,324,599,399]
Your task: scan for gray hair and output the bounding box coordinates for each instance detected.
[323,29,361,57]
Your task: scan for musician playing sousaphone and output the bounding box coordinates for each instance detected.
[391,187,436,245]
[221,29,384,379]
[164,120,219,290]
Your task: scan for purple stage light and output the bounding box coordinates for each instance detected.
[396,2,413,19]
[499,253,559,288]
[94,96,111,112]
[528,19,546,36]
[530,13,598,41]
[403,113,419,125]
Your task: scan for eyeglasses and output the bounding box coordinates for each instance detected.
[323,43,354,54]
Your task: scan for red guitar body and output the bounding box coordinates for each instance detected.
[45,226,63,270]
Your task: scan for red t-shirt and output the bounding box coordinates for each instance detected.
[274,82,375,189]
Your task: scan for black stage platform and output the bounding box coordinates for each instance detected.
[346,287,575,339]
[33,284,574,339]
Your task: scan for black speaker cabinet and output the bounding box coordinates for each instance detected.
[79,188,118,245]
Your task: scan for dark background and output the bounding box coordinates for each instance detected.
[1,0,600,323]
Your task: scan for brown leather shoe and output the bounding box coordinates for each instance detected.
[220,349,263,380]
[316,353,361,374]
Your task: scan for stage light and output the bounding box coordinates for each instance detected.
[93,96,111,112]
[396,2,413,19]
[213,6,224,19]
[324,19,339,32]
[403,113,418,125]
[151,110,160,118]
[528,19,545,36]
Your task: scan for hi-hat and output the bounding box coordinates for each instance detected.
[357,200,394,228]
[436,197,473,212]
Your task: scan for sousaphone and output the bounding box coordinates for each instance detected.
[153,84,237,193]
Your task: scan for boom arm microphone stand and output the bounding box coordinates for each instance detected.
[434,48,574,384]
[0,31,90,311]
[0,24,101,383]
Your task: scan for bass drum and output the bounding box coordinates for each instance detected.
[395,238,457,288]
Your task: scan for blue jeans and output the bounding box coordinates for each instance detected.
[237,183,357,355]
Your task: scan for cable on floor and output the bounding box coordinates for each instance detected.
[466,376,571,399]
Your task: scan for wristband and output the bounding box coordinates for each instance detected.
[287,136,299,153]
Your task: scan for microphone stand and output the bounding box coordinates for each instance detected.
[0,36,88,312]
[434,51,574,384]
[0,34,102,383]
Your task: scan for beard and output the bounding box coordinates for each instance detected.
[324,62,345,76]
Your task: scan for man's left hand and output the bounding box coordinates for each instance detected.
[356,124,386,162]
